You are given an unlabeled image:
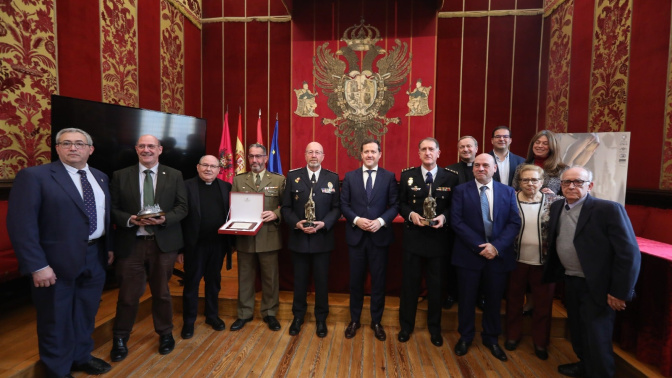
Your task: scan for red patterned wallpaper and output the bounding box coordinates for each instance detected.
[160,0,185,114]
[544,0,573,133]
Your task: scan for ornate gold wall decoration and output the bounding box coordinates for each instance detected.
[588,0,632,132]
[293,81,319,117]
[100,0,139,107]
[405,78,432,116]
[0,0,57,179]
[313,19,412,159]
[160,0,185,115]
[544,0,573,133]
[164,0,201,29]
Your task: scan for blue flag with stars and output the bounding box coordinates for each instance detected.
[269,120,283,175]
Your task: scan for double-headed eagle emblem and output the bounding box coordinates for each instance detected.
[313,19,411,159]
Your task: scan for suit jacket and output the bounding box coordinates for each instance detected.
[181,177,231,255]
[489,150,525,186]
[231,170,285,252]
[7,161,112,280]
[399,166,459,257]
[340,167,399,247]
[451,180,521,272]
[447,161,473,185]
[543,195,641,305]
[281,167,341,253]
[111,164,188,257]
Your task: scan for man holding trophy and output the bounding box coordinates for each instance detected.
[281,142,341,338]
[398,137,459,347]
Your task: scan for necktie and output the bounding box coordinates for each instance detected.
[425,171,433,185]
[78,170,97,236]
[480,186,492,241]
[565,203,570,211]
[311,173,316,186]
[365,169,373,200]
[255,174,261,188]
[143,169,154,207]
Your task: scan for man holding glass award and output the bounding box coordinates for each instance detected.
[398,137,459,347]
[281,142,341,338]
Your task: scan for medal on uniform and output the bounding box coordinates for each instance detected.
[408,177,413,186]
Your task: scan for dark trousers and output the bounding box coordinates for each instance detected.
[399,250,443,335]
[291,251,330,321]
[348,236,388,324]
[182,240,225,326]
[32,243,105,377]
[114,239,177,338]
[456,264,508,344]
[565,275,616,378]
[505,262,555,347]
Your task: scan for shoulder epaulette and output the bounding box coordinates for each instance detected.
[235,171,248,176]
[322,168,337,175]
[289,167,303,172]
[445,167,459,175]
[402,166,415,172]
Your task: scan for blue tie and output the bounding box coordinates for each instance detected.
[78,170,97,236]
[480,186,492,241]
[365,169,373,200]
[425,171,433,185]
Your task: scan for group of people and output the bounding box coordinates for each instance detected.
[6,126,640,378]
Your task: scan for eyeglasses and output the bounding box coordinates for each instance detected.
[560,179,588,187]
[198,163,220,170]
[305,151,323,156]
[57,141,90,149]
[247,154,267,159]
[493,135,510,139]
[136,144,159,150]
[520,178,541,184]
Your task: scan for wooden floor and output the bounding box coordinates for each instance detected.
[0,258,663,377]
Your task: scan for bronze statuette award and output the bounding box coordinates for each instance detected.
[304,187,316,228]
[422,184,437,226]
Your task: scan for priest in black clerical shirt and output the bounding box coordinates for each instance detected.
[447,135,478,184]
[178,155,232,339]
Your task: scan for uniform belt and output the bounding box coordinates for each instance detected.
[87,238,99,246]
[136,235,156,240]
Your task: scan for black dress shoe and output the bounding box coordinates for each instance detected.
[534,346,549,360]
[316,321,328,338]
[370,323,386,341]
[181,323,194,339]
[110,337,128,362]
[504,339,519,351]
[288,317,303,336]
[397,329,411,343]
[344,321,360,339]
[229,317,252,331]
[206,317,227,331]
[71,356,112,375]
[158,334,175,355]
[430,333,443,347]
[442,296,456,309]
[485,343,507,361]
[558,362,585,377]
[454,339,471,356]
[263,316,281,331]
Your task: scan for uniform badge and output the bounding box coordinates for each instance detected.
[410,186,421,191]
[408,177,413,186]
[295,177,301,183]
[328,182,333,191]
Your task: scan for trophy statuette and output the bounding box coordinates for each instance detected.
[421,184,438,226]
[304,187,316,228]
[137,204,165,220]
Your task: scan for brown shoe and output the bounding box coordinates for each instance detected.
[370,323,386,341]
[344,321,360,339]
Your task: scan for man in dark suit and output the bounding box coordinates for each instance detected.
[451,153,521,361]
[341,139,399,341]
[7,128,113,377]
[488,126,525,187]
[447,135,478,184]
[178,155,231,339]
[544,167,640,378]
[398,137,459,347]
[230,144,285,332]
[110,134,188,361]
[281,141,340,338]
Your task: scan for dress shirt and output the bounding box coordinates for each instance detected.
[353,165,386,228]
[475,179,494,221]
[493,150,510,186]
[307,166,321,183]
[133,163,158,235]
[62,163,105,240]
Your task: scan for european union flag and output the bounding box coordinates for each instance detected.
[269,120,283,175]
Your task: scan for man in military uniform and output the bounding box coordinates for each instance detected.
[398,137,459,347]
[281,141,341,338]
[230,144,286,332]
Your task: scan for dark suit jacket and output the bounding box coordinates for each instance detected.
[281,167,341,253]
[111,164,188,257]
[447,161,473,184]
[451,180,521,272]
[7,160,112,280]
[399,166,459,257]
[543,195,641,305]
[488,151,525,186]
[181,177,231,255]
[340,167,399,247]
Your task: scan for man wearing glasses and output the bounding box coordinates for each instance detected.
[229,144,286,332]
[488,126,525,187]
[281,142,340,338]
[179,155,232,339]
[7,128,113,377]
[544,167,640,378]
[109,135,187,361]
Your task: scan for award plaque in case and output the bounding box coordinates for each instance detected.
[219,192,264,235]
